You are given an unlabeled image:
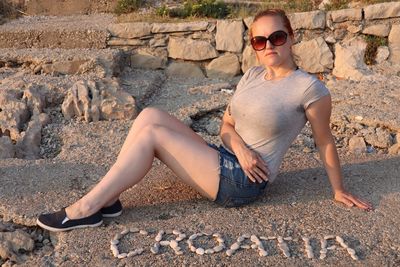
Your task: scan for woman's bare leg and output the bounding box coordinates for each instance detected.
[65,112,220,219]
[104,107,208,207]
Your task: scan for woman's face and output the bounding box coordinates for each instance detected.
[251,16,294,68]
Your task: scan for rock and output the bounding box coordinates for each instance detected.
[131,48,167,70]
[215,20,244,53]
[62,79,136,122]
[347,25,362,34]
[195,247,205,255]
[168,37,218,61]
[330,8,362,23]
[389,24,400,64]
[22,85,46,115]
[319,0,331,10]
[149,37,167,47]
[0,136,15,159]
[364,127,392,148]
[376,46,390,63]
[152,21,208,33]
[206,54,240,78]
[332,37,372,81]
[241,45,259,73]
[243,17,254,29]
[348,136,367,154]
[42,60,89,75]
[364,2,400,20]
[107,38,145,46]
[166,62,205,78]
[16,117,43,159]
[107,23,152,38]
[288,10,326,30]
[292,37,333,73]
[362,24,391,37]
[0,230,35,260]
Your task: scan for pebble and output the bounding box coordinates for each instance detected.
[237,236,245,242]
[110,239,119,245]
[213,245,225,252]
[213,233,221,238]
[155,235,162,242]
[127,251,137,257]
[230,243,240,250]
[250,235,259,242]
[226,249,234,256]
[241,245,251,249]
[130,227,139,233]
[189,234,198,240]
[120,228,129,235]
[216,237,225,243]
[242,234,251,238]
[196,248,205,255]
[190,245,197,252]
[173,230,181,235]
[160,241,170,246]
[324,235,335,240]
[283,237,293,241]
[267,236,277,240]
[117,253,127,259]
[150,246,159,254]
[320,253,327,260]
[205,249,214,254]
[278,242,290,258]
[347,248,356,255]
[336,236,344,243]
[139,230,148,236]
[327,245,336,250]
[169,240,179,249]
[277,236,283,243]
[259,249,268,257]
[110,244,119,257]
[134,248,144,255]
[350,253,359,260]
[251,244,258,249]
[113,233,121,240]
[175,251,184,256]
[178,233,186,239]
[321,239,327,248]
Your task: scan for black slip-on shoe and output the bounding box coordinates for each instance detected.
[100,199,123,218]
[36,208,103,232]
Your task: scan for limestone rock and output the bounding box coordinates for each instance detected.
[107,38,145,47]
[206,54,240,78]
[0,230,35,260]
[347,25,363,34]
[215,20,244,53]
[364,127,392,149]
[131,48,167,70]
[376,46,390,63]
[332,37,372,81]
[330,8,362,23]
[288,11,326,30]
[362,24,391,37]
[205,118,221,136]
[364,2,400,20]
[107,23,152,38]
[241,45,259,73]
[42,60,89,75]
[62,79,137,123]
[168,38,218,61]
[152,21,208,33]
[22,85,46,115]
[388,143,400,155]
[349,136,366,154]
[389,24,400,64]
[292,37,333,73]
[16,116,43,159]
[0,136,15,159]
[166,62,205,78]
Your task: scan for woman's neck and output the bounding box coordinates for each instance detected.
[264,62,298,81]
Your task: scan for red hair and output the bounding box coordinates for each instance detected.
[249,9,294,38]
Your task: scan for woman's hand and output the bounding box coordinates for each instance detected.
[334,190,373,211]
[234,146,270,183]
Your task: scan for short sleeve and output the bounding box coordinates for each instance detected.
[302,79,330,110]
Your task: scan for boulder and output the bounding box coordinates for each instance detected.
[364,2,400,20]
[168,38,218,61]
[292,37,333,73]
[0,230,35,261]
[330,8,362,22]
[166,62,205,78]
[364,127,392,149]
[206,54,240,79]
[389,24,400,64]
[151,21,208,33]
[107,23,152,39]
[376,46,390,63]
[131,48,167,70]
[332,37,372,81]
[362,24,391,37]
[348,136,367,154]
[215,20,244,53]
[288,10,326,30]
[62,79,137,123]
[241,45,259,73]
[0,136,15,159]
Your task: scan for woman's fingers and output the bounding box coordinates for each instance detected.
[346,194,373,210]
[335,191,373,211]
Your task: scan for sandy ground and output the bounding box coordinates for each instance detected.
[0,62,399,266]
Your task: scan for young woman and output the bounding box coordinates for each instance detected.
[37,9,372,232]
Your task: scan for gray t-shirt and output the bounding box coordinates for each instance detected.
[227,66,330,182]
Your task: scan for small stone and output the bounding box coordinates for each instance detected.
[120,228,129,235]
[110,239,119,245]
[189,234,198,240]
[117,253,127,259]
[226,249,234,256]
[113,233,121,240]
[150,246,159,254]
[260,236,268,240]
[213,245,225,252]
[355,116,363,121]
[217,237,225,243]
[350,253,359,260]
[283,237,293,241]
[213,233,221,238]
[321,239,327,248]
[230,243,240,250]
[205,249,214,254]
[173,230,181,235]
[130,227,139,233]
[175,250,184,256]
[250,235,259,242]
[237,236,245,242]
[155,235,162,242]
[127,251,137,257]
[251,244,258,249]
[242,234,251,238]
[259,249,268,257]
[277,237,283,243]
[267,236,277,240]
[327,245,336,250]
[175,236,184,241]
[320,248,328,254]
[320,253,327,260]
[139,230,148,235]
[190,245,197,252]
[170,240,179,249]
[178,234,186,239]
[241,245,251,249]
[160,241,170,246]
[110,244,119,257]
[336,236,344,243]
[196,248,205,255]
[134,248,144,255]
[347,248,356,255]
[324,235,335,240]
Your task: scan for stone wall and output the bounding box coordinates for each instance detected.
[107,2,400,81]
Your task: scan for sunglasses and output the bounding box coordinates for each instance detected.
[250,30,288,51]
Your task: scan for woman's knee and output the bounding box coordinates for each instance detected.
[137,107,164,122]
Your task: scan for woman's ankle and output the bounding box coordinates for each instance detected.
[65,201,97,220]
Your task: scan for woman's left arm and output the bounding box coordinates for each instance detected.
[305,95,373,211]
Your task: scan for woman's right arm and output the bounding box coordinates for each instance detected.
[219,104,270,183]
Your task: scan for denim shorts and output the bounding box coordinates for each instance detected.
[208,143,268,207]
